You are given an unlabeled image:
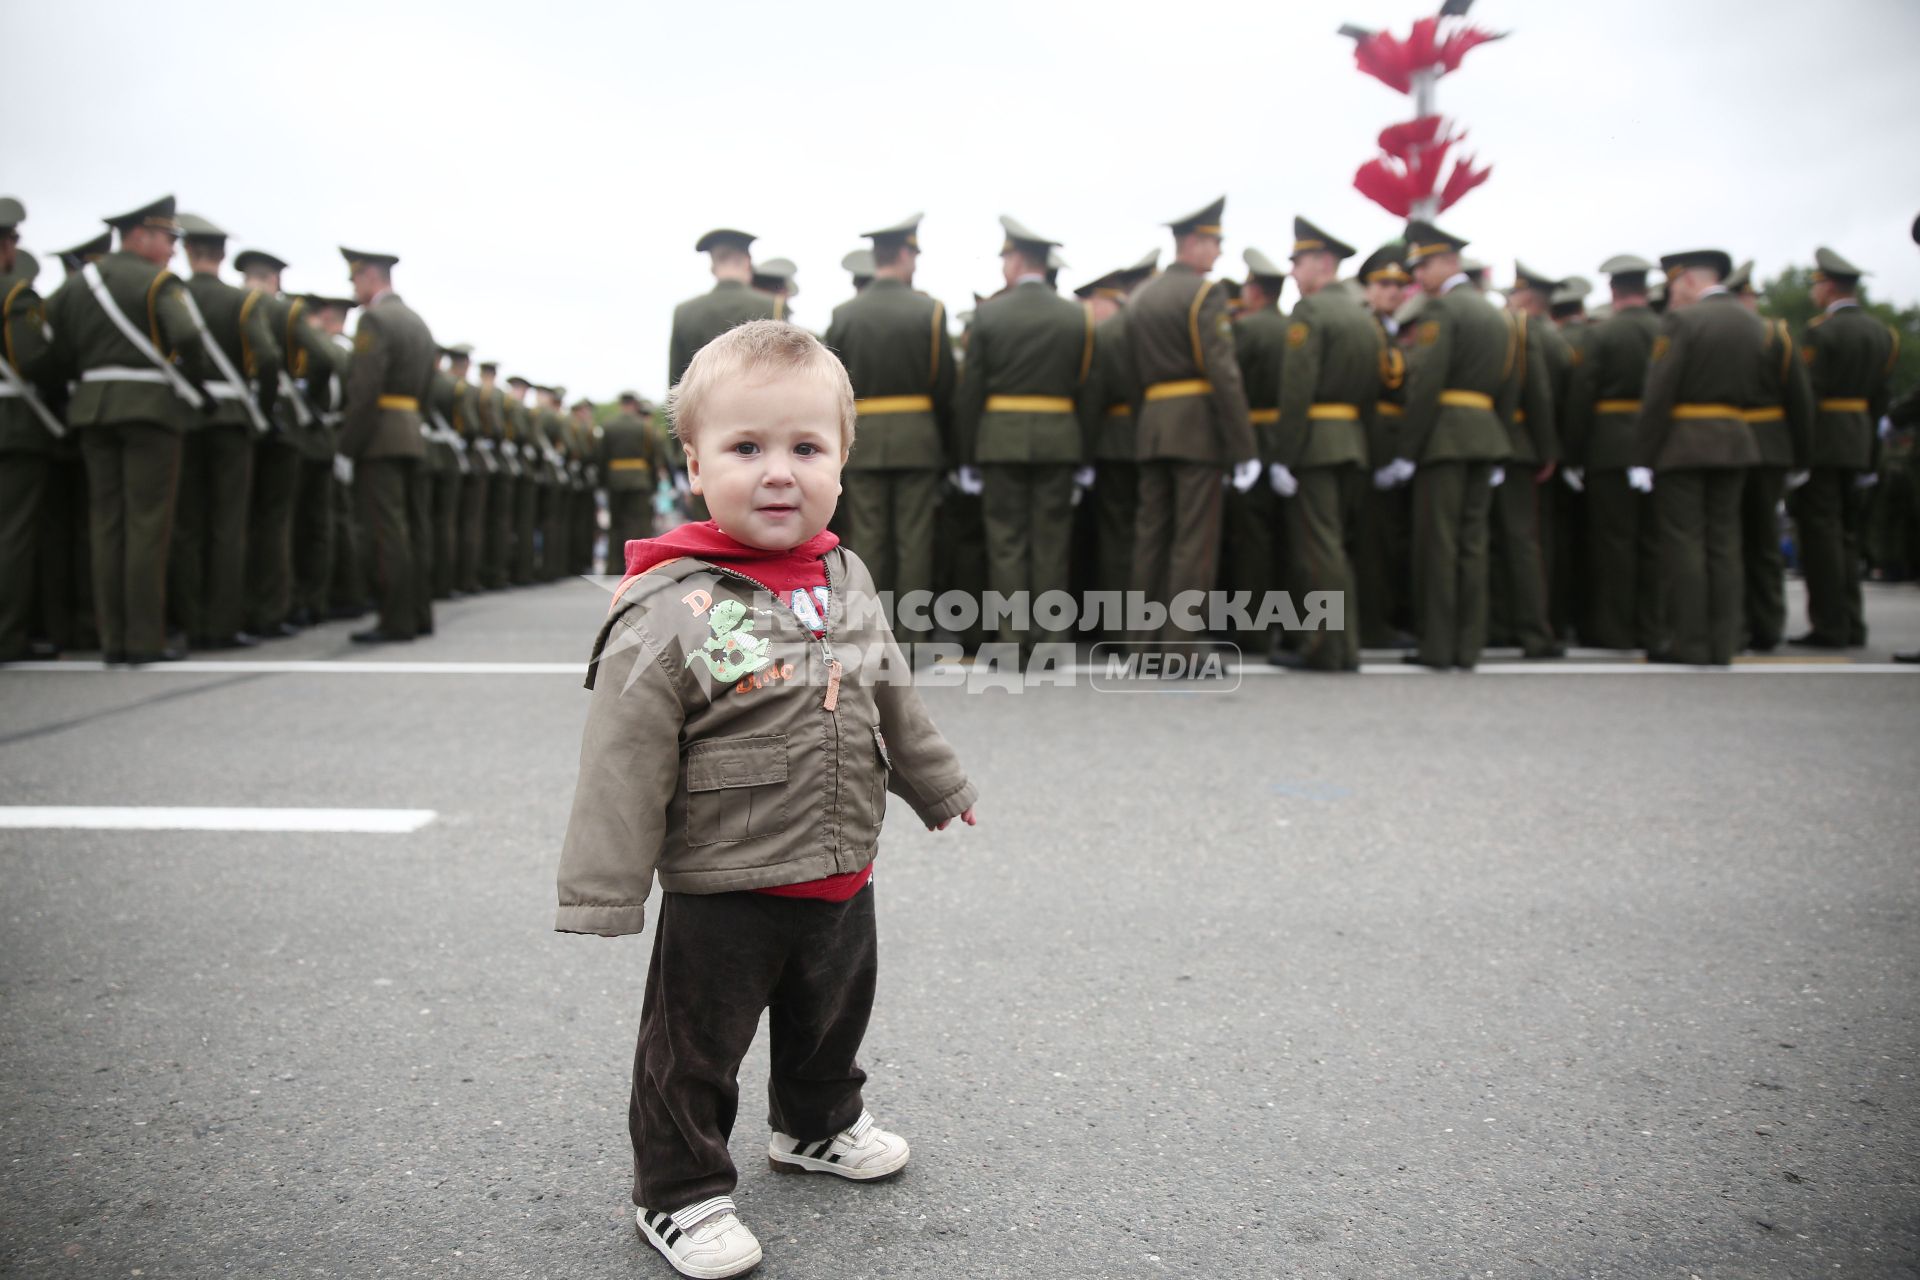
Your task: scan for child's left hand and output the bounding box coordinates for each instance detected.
[931,807,977,833]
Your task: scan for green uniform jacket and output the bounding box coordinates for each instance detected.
[669,279,776,387]
[1635,291,1764,470]
[1124,262,1255,464]
[1801,301,1897,470]
[1747,316,1814,467]
[1,263,59,453]
[602,410,668,492]
[536,407,569,484]
[1233,302,1287,460]
[1497,312,1560,466]
[45,250,215,431]
[1369,315,1407,465]
[954,279,1094,466]
[340,293,434,461]
[1083,311,1139,462]
[1400,282,1520,464]
[824,277,958,470]
[265,295,341,460]
[1270,290,1379,470]
[1563,304,1659,470]
[184,271,280,431]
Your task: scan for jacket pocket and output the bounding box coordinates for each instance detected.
[869,727,892,821]
[685,733,789,845]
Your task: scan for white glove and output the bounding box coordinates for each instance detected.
[1489,466,1506,488]
[953,465,984,496]
[1627,466,1653,494]
[1561,466,1585,493]
[1372,457,1416,491]
[1268,463,1299,497]
[1230,458,1262,493]
[1786,469,1811,491]
[1073,465,1095,491]
[332,455,354,485]
[1878,415,1894,441]
[1855,471,1880,491]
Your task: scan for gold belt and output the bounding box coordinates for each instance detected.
[608,458,653,471]
[1248,408,1279,424]
[856,395,933,415]
[1439,389,1493,410]
[1672,403,1742,420]
[1819,397,1869,413]
[985,394,1073,413]
[1144,379,1211,401]
[1596,398,1643,414]
[1105,404,1131,418]
[1375,403,1404,419]
[1308,403,1359,421]
[1742,407,1785,423]
[377,394,420,411]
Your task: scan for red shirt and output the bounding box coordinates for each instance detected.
[621,521,873,902]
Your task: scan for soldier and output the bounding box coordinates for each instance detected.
[1490,261,1565,659]
[1077,251,1157,621]
[1725,261,1813,652]
[953,216,1095,651]
[569,398,600,575]
[1563,255,1662,650]
[431,343,487,595]
[504,375,539,584]
[1380,220,1519,671]
[44,195,215,663]
[1125,196,1259,649]
[235,248,336,637]
[1353,242,1413,649]
[1547,276,1592,640]
[303,295,366,621]
[1,201,66,662]
[1221,245,1288,654]
[476,359,516,590]
[337,247,436,643]
[1791,247,1896,649]
[416,349,464,602]
[752,258,799,322]
[535,384,571,580]
[170,214,279,651]
[824,213,957,643]
[842,249,875,294]
[1637,249,1765,665]
[1266,219,1385,671]
[37,233,116,654]
[600,392,667,563]
[670,229,776,385]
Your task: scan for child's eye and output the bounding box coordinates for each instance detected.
[731,441,759,456]
[794,442,819,456]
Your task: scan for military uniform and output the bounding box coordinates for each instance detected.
[1353,243,1413,648]
[1547,278,1592,641]
[1487,263,1564,658]
[338,248,436,642]
[1,207,67,662]
[43,198,217,661]
[503,380,540,584]
[1125,198,1256,645]
[1396,220,1524,670]
[1563,256,1663,650]
[1078,252,1157,617]
[477,365,516,590]
[431,348,489,594]
[283,298,345,626]
[602,395,672,556]
[170,216,280,649]
[670,230,778,385]
[1268,224,1382,671]
[955,217,1096,649]
[1795,247,1896,647]
[1637,250,1765,665]
[536,392,571,581]
[824,215,957,639]
[1223,246,1289,653]
[1726,262,1813,651]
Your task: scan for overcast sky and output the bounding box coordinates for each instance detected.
[11,0,1920,401]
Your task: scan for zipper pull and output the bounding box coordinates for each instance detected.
[822,658,842,711]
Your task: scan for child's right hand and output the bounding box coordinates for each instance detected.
[932,807,977,833]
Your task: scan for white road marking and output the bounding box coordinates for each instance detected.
[2,660,578,675]
[0,807,437,833]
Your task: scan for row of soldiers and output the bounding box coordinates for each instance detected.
[0,195,675,663]
[666,201,1906,667]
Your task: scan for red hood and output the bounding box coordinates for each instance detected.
[622,520,839,578]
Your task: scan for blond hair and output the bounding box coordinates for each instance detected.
[666,320,856,460]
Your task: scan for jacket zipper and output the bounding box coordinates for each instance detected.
[706,560,839,710]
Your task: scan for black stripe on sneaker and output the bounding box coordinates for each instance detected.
[826,1151,843,1164]
[664,1225,683,1246]
[803,1139,830,1159]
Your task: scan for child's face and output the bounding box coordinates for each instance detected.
[686,369,844,551]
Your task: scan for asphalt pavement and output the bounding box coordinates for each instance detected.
[2,575,1916,1279]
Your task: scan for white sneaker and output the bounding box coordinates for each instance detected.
[767,1110,910,1181]
[635,1196,761,1278]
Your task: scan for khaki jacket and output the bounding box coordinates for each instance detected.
[555,547,977,936]
[1124,262,1254,465]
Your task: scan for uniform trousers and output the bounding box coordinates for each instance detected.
[80,421,182,658]
[1797,467,1868,645]
[842,468,940,640]
[1656,467,1745,666]
[1132,461,1224,646]
[1411,459,1494,669]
